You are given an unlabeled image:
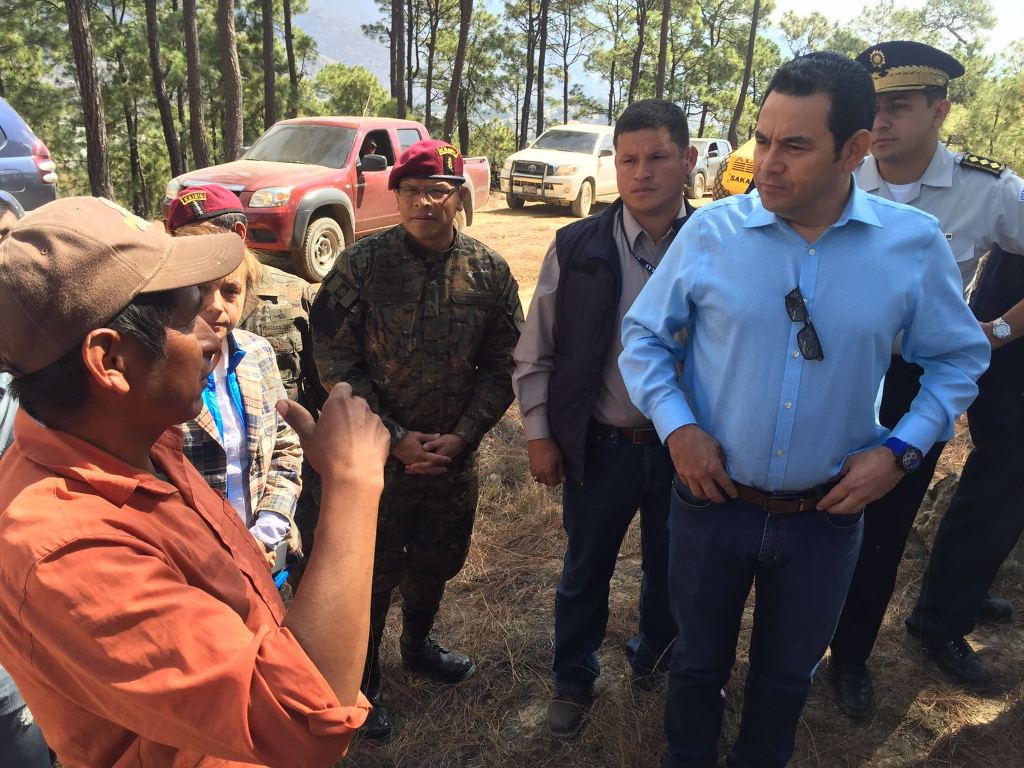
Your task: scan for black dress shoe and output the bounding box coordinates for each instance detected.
[359,699,393,741]
[977,595,1013,624]
[547,690,593,740]
[401,636,477,683]
[918,635,994,692]
[830,660,873,720]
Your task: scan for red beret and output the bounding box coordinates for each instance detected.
[167,183,244,232]
[389,139,465,190]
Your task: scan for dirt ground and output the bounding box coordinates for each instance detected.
[339,198,1024,768]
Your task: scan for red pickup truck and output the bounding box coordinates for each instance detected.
[163,117,491,281]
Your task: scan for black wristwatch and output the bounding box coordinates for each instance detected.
[884,437,923,473]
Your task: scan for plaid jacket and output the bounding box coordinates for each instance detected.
[179,329,303,554]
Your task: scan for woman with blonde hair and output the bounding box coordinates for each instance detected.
[174,222,302,578]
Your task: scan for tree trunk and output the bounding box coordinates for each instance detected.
[442,0,472,143]
[728,0,760,147]
[406,0,415,112]
[457,88,469,154]
[536,0,548,136]
[262,0,276,129]
[387,0,397,97]
[145,0,184,178]
[392,0,406,117]
[627,1,647,104]
[424,1,438,131]
[655,0,669,98]
[64,0,112,201]
[607,58,615,124]
[124,99,147,216]
[176,85,189,169]
[283,0,299,118]
[563,60,569,124]
[65,0,113,199]
[518,0,536,148]
[218,0,244,161]
[184,0,211,168]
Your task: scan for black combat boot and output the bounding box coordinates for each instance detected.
[399,609,476,684]
[359,593,394,741]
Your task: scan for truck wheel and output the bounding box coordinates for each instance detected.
[506,191,525,210]
[571,180,593,218]
[691,172,706,200]
[296,216,345,282]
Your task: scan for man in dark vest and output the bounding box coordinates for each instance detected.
[513,99,697,739]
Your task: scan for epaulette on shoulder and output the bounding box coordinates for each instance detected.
[959,152,1006,176]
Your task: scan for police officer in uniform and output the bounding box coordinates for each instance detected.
[310,139,523,740]
[828,40,1024,716]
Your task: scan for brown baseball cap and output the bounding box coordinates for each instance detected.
[0,196,243,375]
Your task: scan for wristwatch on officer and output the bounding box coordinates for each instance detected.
[991,316,1013,341]
[883,437,923,473]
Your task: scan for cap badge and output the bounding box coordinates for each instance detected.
[178,190,209,207]
[436,144,458,175]
[869,50,886,69]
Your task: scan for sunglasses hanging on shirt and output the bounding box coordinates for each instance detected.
[785,286,825,361]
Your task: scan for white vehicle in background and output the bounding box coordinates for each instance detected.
[687,137,732,199]
[499,122,616,218]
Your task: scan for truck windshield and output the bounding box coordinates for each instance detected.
[243,124,357,168]
[532,130,598,154]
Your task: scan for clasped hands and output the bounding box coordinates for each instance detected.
[393,431,468,475]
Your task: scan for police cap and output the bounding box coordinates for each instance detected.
[855,40,964,94]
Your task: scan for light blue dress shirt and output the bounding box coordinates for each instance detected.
[619,184,990,492]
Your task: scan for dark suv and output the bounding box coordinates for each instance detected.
[0,98,57,211]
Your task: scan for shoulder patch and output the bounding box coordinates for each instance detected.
[959,152,1005,176]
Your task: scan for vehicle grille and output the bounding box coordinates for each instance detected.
[512,160,553,178]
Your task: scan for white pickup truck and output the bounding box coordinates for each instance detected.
[499,122,616,218]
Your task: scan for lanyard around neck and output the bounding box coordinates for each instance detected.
[619,207,688,275]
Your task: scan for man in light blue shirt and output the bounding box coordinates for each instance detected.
[619,52,989,768]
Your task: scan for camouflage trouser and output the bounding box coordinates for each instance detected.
[363,455,479,697]
[373,455,479,611]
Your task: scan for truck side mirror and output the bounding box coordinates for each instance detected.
[599,148,614,157]
[358,154,388,172]
[707,148,719,158]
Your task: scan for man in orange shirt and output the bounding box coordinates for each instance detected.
[0,196,390,767]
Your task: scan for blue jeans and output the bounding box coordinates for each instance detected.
[665,479,863,768]
[552,431,676,695]
[0,666,49,768]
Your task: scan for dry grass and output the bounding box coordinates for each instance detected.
[343,412,1024,768]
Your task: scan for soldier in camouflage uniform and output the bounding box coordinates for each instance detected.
[310,139,522,740]
[166,185,324,574]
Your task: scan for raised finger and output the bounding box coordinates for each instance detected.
[276,399,315,443]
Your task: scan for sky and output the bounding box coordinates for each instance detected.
[771,0,1023,55]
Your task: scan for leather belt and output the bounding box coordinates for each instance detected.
[588,421,662,446]
[733,481,836,514]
